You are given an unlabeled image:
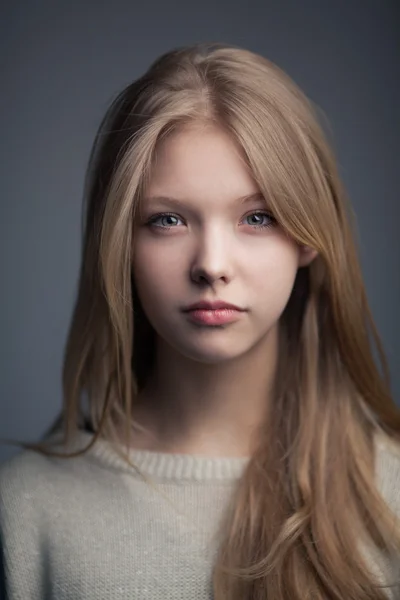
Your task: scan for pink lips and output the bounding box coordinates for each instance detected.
[182,300,244,312]
[186,308,243,325]
[182,301,246,326]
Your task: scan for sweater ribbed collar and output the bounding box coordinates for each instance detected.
[46,427,250,482]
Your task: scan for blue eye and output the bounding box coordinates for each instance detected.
[147,213,181,229]
[146,210,276,231]
[244,211,276,229]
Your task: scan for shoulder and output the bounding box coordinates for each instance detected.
[0,448,62,593]
[0,434,99,525]
[0,440,95,599]
[373,430,400,515]
[0,447,52,495]
[0,447,64,527]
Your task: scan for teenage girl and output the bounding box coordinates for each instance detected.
[1,43,400,600]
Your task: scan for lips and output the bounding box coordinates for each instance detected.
[182,301,244,312]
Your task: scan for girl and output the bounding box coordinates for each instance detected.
[1,42,400,600]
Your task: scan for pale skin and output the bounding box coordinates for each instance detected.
[129,122,317,457]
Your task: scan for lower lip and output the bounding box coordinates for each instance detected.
[185,308,243,325]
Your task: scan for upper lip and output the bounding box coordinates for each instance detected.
[182,300,245,312]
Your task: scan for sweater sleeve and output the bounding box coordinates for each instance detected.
[0,528,7,600]
[0,452,47,600]
[374,433,400,597]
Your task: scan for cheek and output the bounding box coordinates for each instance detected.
[132,242,182,305]
[250,242,299,311]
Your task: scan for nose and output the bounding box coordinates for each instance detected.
[190,229,234,285]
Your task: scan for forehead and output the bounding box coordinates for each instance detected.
[146,123,260,202]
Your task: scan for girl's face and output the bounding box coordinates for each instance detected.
[132,123,312,364]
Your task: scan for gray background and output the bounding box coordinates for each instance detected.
[1,1,399,463]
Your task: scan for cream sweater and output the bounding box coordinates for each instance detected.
[0,427,400,600]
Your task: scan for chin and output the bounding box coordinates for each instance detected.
[172,336,255,365]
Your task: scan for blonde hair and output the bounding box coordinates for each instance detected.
[4,42,400,599]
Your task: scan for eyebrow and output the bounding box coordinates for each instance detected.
[143,193,266,208]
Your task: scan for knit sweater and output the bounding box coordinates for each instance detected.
[0,427,400,600]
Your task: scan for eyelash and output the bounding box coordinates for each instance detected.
[145,210,276,231]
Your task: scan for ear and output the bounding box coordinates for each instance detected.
[298,245,318,267]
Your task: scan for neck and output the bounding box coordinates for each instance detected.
[124,324,279,457]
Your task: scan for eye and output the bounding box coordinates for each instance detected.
[146,213,182,229]
[145,210,276,231]
[244,210,276,229]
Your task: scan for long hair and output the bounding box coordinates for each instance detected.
[4,43,400,599]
